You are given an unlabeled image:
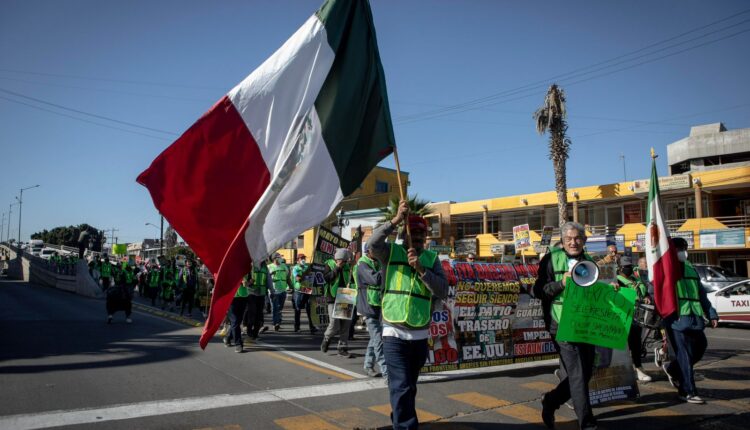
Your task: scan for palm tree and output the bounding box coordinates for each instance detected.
[534,84,572,227]
[380,194,434,224]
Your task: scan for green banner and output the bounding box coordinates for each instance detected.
[555,279,636,350]
[112,244,127,255]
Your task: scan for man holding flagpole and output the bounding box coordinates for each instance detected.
[645,150,718,404]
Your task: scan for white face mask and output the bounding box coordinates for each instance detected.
[677,250,688,262]
[300,259,306,265]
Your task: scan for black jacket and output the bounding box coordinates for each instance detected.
[532,250,587,335]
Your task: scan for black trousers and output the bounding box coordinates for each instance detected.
[245,295,266,337]
[227,297,247,346]
[628,323,643,368]
[547,340,597,430]
[181,288,195,315]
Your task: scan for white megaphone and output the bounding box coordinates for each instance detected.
[571,260,599,287]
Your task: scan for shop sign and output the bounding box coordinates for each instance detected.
[429,244,452,254]
[540,226,554,246]
[454,238,478,256]
[631,174,690,193]
[586,234,625,254]
[635,230,694,250]
[699,229,745,249]
[490,243,505,255]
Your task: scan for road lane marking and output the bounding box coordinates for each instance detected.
[320,407,374,429]
[521,381,557,392]
[447,392,511,409]
[194,426,242,430]
[0,379,387,430]
[261,351,354,380]
[368,404,442,422]
[253,340,367,380]
[274,415,343,430]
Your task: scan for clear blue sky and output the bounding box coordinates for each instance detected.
[1,0,749,244]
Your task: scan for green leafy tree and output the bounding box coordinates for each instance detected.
[166,245,196,261]
[30,224,105,251]
[380,194,434,223]
[534,84,572,227]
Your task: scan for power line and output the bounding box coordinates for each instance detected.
[0,95,172,142]
[0,68,225,91]
[396,9,750,124]
[0,87,179,136]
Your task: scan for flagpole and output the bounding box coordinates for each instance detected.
[392,146,412,249]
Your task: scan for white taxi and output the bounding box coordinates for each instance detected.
[707,279,750,325]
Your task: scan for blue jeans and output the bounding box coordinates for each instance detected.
[383,336,428,430]
[665,325,707,395]
[364,317,387,377]
[227,297,247,345]
[271,291,286,325]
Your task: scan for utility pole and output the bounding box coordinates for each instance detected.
[8,203,17,244]
[109,228,119,253]
[17,185,40,245]
[620,153,627,182]
[160,215,164,257]
[1,212,5,243]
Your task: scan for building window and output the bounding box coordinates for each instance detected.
[688,252,707,265]
[623,202,642,223]
[375,180,389,193]
[296,235,305,249]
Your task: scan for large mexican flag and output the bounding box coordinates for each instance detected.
[645,156,680,318]
[137,0,395,348]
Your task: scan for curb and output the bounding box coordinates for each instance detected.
[131,302,205,328]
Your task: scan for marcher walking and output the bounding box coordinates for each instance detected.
[292,254,318,334]
[662,237,719,404]
[268,254,291,331]
[320,248,353,357]
[534,222,598,430]
[355,242,386,379]
[369,200,448,430]
[245,262,272,339]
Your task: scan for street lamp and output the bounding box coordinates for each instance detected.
[145,221,163,256]
[17,185,40,244]
[8,202,18,244]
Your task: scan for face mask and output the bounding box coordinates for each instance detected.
[300,260,306,265]
[677,250,688,262]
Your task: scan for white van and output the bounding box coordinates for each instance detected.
[29,239,44,256]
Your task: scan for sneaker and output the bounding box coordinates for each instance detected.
[635,367,652,382]
[686,394,705,404]
[107,315,113,324]
[541,393,556,429]
[365,368,382,378]
[274,324,280,332]
[294,327,300,333]
[125,318,132,324]
[235,344,244,353]
[662,363,679,388]
[654,346,664,367]
[338,348,351,358]
[260,325,269,333]
[310,327,318,335]
[223,338,232,347]
[320,337,331,353]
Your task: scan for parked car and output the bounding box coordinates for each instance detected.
[706,279,750,325]
[693,264,747,293]
[39,248,57,260]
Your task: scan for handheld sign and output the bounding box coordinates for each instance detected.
[555,279,636,350]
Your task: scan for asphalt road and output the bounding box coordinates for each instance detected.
[1,277,749,430]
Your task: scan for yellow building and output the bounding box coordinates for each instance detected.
[446,164,750,275]
[277,166,408,262]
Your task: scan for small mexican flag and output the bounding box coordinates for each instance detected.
[137,0,395,349]
[645,154,680,318]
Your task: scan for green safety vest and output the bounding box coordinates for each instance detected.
[324,259,352,299]
[354,255,382,307]
[248,266,269,296]
[162,268,175,286]
[382,245,437,329]
[148,270,160,288]
[100,262,112,278]
[677,261,704,317]
[268,263,289,293]
[124,270,134,284]
[617,274,647,299]
[550,247,594,323]
[292,263,308,291]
